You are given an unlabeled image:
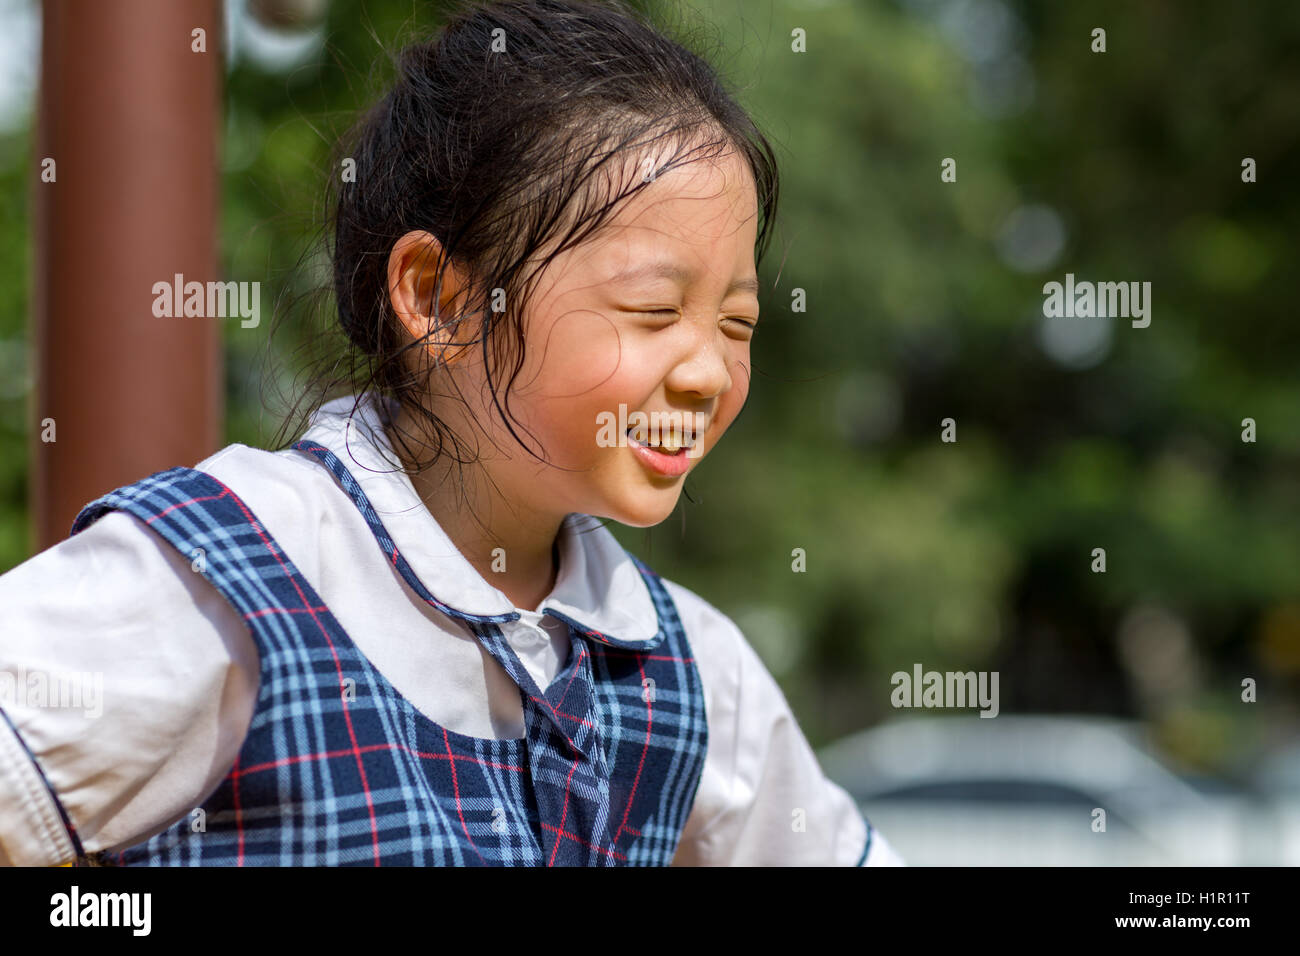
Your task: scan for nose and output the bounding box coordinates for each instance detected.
[663,322,734,400]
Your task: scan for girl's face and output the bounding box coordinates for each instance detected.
[499,147,761,528]
[395,145,760,532]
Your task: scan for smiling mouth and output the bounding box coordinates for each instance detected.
[625,425,700,455]
[624,422,704,478]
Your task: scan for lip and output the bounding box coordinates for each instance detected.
[627,433,694,477]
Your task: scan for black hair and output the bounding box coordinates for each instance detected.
[269,0,781,530]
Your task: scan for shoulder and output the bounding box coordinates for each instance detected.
[44,440,343,629]
[65,442,337,582]
[657,576,759,682]
[194,442,335,511]
[191,443,342,563]
[67,442,331,543]
[654,575,789,729]
[185,441,376,598]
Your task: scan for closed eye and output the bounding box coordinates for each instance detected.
[636,310,755,322]
[627,309,756,332]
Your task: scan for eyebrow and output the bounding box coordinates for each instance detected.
[605,262,761,297]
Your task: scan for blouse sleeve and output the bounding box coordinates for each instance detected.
[0,510,256,865]
[664,581,904,867]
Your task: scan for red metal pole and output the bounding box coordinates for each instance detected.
[32,0,223,553]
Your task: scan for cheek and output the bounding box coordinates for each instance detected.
[526,308,627,394]
[710,349,752,438]
[514,309,640,459]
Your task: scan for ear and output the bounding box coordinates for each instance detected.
[386,230,476,365]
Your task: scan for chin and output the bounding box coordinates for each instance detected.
[607,493,681,529]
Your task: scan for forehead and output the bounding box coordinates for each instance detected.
[582,148,759,277]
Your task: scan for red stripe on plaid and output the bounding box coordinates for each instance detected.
[525,693,588,751]
[143,490,232,524]
[534,703,594,729]
[554,647,587,709]
[594,649,695,663]
[243,605,330,619]
[547,757,582,866]
[232,750,244,866]
[443,726,487,865]
[539,821,627,862]
[613,656,652,845]
[234,741,525,777]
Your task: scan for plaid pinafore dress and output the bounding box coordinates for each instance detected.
[62,439,709,866]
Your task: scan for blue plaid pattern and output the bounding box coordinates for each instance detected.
[63,442,708,866]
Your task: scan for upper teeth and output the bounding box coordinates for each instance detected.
[628,427,691,451]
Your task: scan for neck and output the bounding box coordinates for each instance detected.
[384,411,563,612]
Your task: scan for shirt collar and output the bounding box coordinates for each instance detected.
[296,393,661,646]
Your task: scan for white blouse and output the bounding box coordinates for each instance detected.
[0,393,903,867]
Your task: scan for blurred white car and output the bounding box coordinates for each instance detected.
[1251,743,1300,866]
[816,714,1265,865]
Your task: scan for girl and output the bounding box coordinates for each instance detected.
[0,0,901,867]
